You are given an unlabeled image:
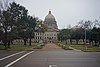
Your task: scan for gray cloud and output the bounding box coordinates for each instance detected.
[15,0,100,29]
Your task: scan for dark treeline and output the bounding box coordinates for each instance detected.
[58,20,100,47]
[0,1,36,49]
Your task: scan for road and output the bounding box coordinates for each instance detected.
[0,43,100,67]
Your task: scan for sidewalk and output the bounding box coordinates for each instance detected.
[42,43,64,51]
[68,46,82,51]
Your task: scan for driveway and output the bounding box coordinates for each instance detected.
[42,43,63,51]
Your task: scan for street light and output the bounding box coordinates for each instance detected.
[84,21,88,49]
[85,26,87,49]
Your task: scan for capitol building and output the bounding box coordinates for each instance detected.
[34,11,59,43]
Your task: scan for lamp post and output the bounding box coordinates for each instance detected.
[85,27,87,49]
[84,21,88,50]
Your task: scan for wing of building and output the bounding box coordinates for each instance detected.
[34,11,59,43]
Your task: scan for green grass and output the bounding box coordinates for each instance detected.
[0,42,44,51]
[65,44,100,52]
[83,47,100,52]
[57,43,73,50]
[0,44,5,50]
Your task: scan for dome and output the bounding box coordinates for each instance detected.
[45,11,55,21]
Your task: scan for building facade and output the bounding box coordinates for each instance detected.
[34,11,59,43]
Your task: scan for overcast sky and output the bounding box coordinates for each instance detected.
[14,0,100,29]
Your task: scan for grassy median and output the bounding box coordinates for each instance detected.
[65,44,100,52]
[0,43,44,51]
[57,43,73,50]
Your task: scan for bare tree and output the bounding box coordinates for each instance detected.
[0,0,10,11]
[77,20,94,29]
[0,0,14,10]
[93,19,100,28]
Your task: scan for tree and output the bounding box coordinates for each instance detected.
[7,2,36,46]
[0,26,3,42]
[0,10,11,48]
[0,1,21,48]
[8,2,35,46]
[90,27,100,46]
[35,18,47,32]
[70,28,84,44]
[58,29,71,42]
[76,20,93,44]
[16,5,28,45]
[0,1,36,48]
[27,16,36,46]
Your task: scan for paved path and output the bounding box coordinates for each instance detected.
[42,43,63,51]
[0,43,100,67]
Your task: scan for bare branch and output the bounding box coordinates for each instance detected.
[0,0,12,11]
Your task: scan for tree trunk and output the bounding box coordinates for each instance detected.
[83,39,85,45]
[76,39,79,45]
[89,40,92,47]
[24,39,27,45]
[11,40,13,44]
[29,34,32,46]
[4,28,7,49]
[99,41,100,47]
[66,40,67,44]
[94,41,97,46]
[7,40,10,48]
[70,39,72,44]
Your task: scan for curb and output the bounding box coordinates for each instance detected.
[69,46,82,51]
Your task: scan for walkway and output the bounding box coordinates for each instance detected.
[42,43,63,51]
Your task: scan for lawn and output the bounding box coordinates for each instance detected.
[0,42,44,51]
[0,44,5,50]
[65,44,100,52]
[57,43,73,50]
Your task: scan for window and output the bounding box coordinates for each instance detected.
[54,34,56,36]
[54,37,56,39]
[35,37,37,39]
[35,33,36,35]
